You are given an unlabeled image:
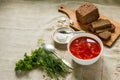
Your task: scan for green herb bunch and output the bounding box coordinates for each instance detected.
[15,47,71,80]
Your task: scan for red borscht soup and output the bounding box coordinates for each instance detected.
[69,36,101,60]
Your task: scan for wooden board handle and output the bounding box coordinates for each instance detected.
[58,6,74,19]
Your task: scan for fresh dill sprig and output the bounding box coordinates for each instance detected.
[15,47,71,80]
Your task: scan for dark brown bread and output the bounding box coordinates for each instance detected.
[90,19,116,33]
[91,19,112,31]
[109,24,116,32]
[76,2,99,24]
[95,25,115,33]
[98,31,111,40]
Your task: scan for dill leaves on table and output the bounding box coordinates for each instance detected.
[15,47,72,80]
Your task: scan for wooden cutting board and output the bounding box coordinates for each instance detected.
[58,6,120,47]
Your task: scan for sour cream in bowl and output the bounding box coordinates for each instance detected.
[53,27,74,44]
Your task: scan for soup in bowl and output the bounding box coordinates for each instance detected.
[67,33,103,65]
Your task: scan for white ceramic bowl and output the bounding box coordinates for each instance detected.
[52,27,74,44]
[67,33,103,65]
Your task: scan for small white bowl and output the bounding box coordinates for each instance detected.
[67,33,103,65]
[52,27,74,44]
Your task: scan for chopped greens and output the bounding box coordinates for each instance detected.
[15,47,71,80]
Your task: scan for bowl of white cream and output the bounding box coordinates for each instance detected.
[53,27,74,44]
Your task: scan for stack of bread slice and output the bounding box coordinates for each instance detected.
[90,19,115,40]
[76,2,116,40]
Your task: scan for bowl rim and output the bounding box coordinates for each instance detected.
[67,33,103,61]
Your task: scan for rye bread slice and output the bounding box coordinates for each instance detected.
[91,19,111,30]
[98,31,111,40]
[95,24,116,33]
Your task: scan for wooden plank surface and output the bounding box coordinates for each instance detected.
[58,6,120,47]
